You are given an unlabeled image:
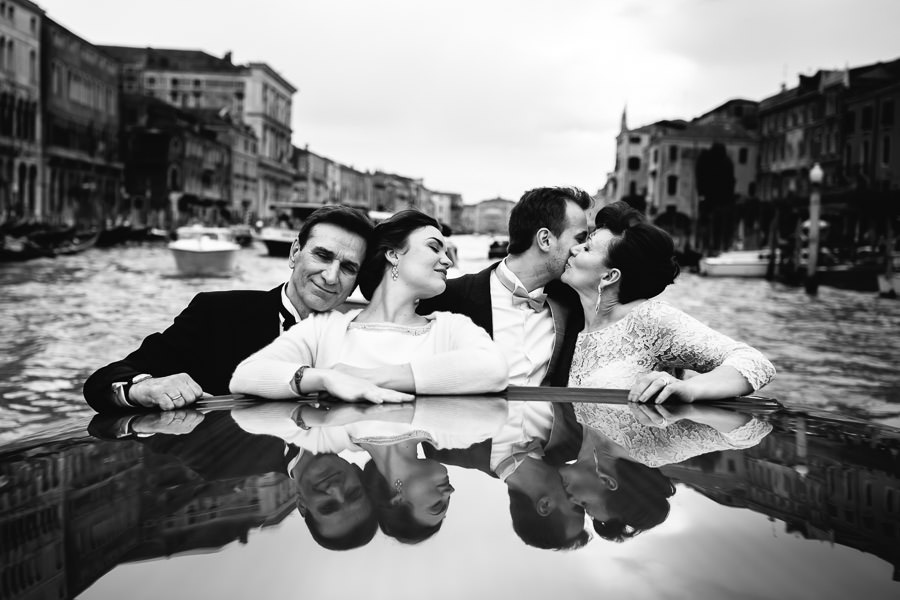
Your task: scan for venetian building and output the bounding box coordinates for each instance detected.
[339,163,372,212]
[430,190,462,230]
[470,196,514,234]
[42,17,122,227]
[372,170,429,214]
[99,47,293,219]
[0,0,42,222]
[608,107,652,208]
[291,145,341,209]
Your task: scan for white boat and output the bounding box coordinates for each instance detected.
[169,226,241,276]
[259,227,297,257]
[698,250,775,277]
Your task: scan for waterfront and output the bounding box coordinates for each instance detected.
[1,234,900,442]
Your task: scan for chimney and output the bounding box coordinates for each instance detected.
[223,51,233,64]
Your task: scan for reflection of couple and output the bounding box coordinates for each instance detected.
[232,398,507,544]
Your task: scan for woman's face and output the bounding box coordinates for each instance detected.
[561,227,616,293]
[401,459,455,527]
[558,452,612,522]
[395,226,453,299]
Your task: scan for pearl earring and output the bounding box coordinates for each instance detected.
[391,264,399,281]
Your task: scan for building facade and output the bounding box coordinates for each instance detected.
[0,0,42,222]
[42,17,122,226]
[339,163,372,211]
[120,95,230,227]
[99,47,295,219]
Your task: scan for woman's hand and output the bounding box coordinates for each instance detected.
[629,371,696,404]
[298,402,415,427]
[629,402,752,433]
[319,370,414,404]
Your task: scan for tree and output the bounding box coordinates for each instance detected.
[695,143,736,251]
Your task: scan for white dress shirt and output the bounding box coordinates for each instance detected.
[490,260,555,386]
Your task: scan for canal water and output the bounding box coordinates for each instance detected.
[1,235,899,442]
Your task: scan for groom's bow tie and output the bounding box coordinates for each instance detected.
[495,268,547,312]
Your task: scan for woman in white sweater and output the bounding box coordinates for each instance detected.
[230,210,509,403]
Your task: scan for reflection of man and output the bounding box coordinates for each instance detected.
[291,452,377,551]
[425,401,588,549]
[418,186,591,546]
[83,206,374,412]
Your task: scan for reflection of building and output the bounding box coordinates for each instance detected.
[0,0,43,222]
[664,413,900,581]
[123,472,295,561]
[0,437,298,599]
[64,443,143,597]
[42,17,122,226]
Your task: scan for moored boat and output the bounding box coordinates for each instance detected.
[169,226,241,276]
[259,226,297,257]
[699,249,774,277]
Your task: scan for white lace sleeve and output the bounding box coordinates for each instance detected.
[647,301,776,391]
[574,404,772,467]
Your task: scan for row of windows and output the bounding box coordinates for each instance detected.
[628,146,750,172]
[0,37,36,83]
[50,62,117,114]
[0,2,37,33]
[845,101,895,133]
[844,136,893,166]
[146,75,245,93]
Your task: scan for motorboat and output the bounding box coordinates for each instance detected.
[259,226,297,257]
[487,235,509,259]
[169,226,241,276]
[698,249,774,277]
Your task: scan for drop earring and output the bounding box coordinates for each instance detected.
[594,284,603,313]
[391,264,399,281]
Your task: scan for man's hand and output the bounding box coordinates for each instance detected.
[320,370,414,404]
[129,373,205,410]
[131,409,205,435]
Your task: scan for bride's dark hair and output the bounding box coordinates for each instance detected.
[356,209,441,300]
[595,202,680,303]
[592,458,676,542]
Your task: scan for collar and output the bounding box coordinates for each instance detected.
[495,259,548,311]
[280,283,302,329]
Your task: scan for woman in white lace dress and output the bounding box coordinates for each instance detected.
[560,201,776,405]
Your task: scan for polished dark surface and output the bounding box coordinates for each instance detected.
[1,395,898,600]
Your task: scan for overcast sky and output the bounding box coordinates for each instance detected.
[36,0,900,203]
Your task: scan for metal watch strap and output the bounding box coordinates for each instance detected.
[292,365,309,395]
[124,374,153,406]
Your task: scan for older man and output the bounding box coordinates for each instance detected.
[83,205,374,412]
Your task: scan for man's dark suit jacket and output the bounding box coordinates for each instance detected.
[423,402,583,475]
[417,262,583,387]
[83,286,284,412]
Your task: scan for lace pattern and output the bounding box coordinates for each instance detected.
[568,299,775,391]
[574,403,772,467]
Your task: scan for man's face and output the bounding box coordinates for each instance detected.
[297,454,373,539]
[287,223,367,315]
[548,201,588,278]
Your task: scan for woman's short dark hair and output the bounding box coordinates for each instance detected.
[357,209,441,300]
[508,488,590,550]
[594,200,644,232]
[598,206,680,302]
[360,459,444,544]
[592,458,675,543]
[296,205,375,251]
[507,187,591,255]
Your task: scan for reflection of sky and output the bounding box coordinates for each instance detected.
[81,475,899,599]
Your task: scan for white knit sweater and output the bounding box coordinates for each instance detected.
[229,309,508,398]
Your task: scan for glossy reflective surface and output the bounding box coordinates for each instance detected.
[1,395,898,600]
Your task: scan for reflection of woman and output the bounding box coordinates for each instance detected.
[560,201,775,404]
[360,441,454,543]
[230,210,508,402]
[560,403,772,541]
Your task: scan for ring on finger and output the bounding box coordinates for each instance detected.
[167,393,183,400]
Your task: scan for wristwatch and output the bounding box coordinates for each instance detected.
[113,373,153,408]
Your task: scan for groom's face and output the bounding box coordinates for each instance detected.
[548,201,588,279]
[287,223,366,314]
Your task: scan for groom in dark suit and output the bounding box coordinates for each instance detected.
[83,206,374,413]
